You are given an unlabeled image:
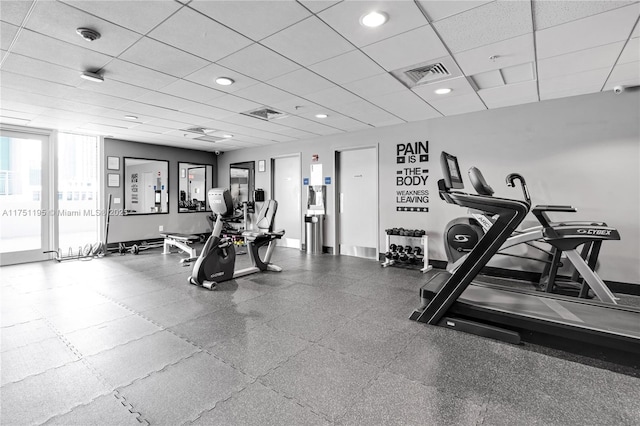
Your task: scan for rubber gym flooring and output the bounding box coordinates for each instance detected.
[2,247,639,425]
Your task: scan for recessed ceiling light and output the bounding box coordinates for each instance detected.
[434,88,452,95]
[124,115,138,120]
[222,134,233,138]
[215,77,234,86]
[80,71,104,83]
[315,113,328,119]
[360,11,388,28]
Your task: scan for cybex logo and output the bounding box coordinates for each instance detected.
[454,235,471,242]
[212,199,222,204]
[209,271,224,278]
[577,229,611,236]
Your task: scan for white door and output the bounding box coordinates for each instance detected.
[0,129,51,265]
[337,147,378,259]
[272,155,301,249]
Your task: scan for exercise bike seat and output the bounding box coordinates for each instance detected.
[468,167,494,196]
[242,200,283,239]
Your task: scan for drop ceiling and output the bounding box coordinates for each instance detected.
[1,0,638,152]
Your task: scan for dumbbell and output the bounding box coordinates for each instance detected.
[389,243,397,251]
[392,251,400,260]
[413,247,422,256]
[385,251,393,259]
[397,245,404,253]
[404,245,413,254]
[399,252,409,262]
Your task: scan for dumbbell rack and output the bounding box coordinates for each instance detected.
[381,233,432,273]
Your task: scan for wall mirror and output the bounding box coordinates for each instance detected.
[229,161,255,208]
[124,158,169,214]
[179,162,211,212]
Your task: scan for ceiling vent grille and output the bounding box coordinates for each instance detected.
[390,56,462,89]
[405,63,451,85]
[182,127,216,135]
[195,135,225,143]
[242,107,288,121]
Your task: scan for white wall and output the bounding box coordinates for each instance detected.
[218,91,639,285]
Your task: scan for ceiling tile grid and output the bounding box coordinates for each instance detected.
[1,0,639,151]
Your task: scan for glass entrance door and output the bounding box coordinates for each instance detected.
[0,129,51,265]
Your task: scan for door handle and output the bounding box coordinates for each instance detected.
[339,193,344,213]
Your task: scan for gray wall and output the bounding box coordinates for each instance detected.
[217,91,640,285]
[104,139,217,243]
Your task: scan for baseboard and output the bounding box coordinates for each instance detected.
[377,254,640,296]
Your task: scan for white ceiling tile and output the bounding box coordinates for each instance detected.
[362,25,448,71]
[143,118,192,130]
[77,79,151,100]
[267,68,335,96]
[65,87,132,109]
[604,61,640,89]
[1,22,19,51]
[261,16,353,66]
[1,71,74,98]
[217,44,300,81]
[470,70,504,90]
[332,100,403,126]
[632,19,640,38]
[128,123,171,134]
[318,0,427,47]
[157,79,227,103]
[178,101,237,120]
[417,0,494,22]
[343,73,406,99]
[618,37,640,64]
[25,1,142,57]
[10,29,113,71]
[102,59,179,91]
[274,126,319,139]
[0,1,34,25]
[1,49,7,62]
[454,33,535,76]
[297,0,341,14]
[134,91,202,111]
[309,49,386,85]
[1,87,105,115]
[232,83,297,107]
[0,100,48,115]
[427,92,486,116]
[536,4,639,59]
[184,62,259,93]
[305,86,362,107]
[367,91,440,122]
[477,80,538,109]
[501,62,535,85]
[316,115,371,132]
[533,0,637,30]
[190,0,311,41]
[1,53,82,87]
[147,7,252,62]
[61,0,183,35]
[118,101,204,123]
[118,37,210,78]
[413,76,478,101]
[538,42,625,80]
[205,95,263,114]
[540,86,601,101]
[433,1,533,53]
[269,97,320,115]
[276,115,339,135]
[538,68,611,99]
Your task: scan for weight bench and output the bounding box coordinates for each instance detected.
[161,232,199,259]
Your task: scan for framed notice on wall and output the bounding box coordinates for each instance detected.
[107,173,120,187]
[107,156,120,170]
[258,160,266,172]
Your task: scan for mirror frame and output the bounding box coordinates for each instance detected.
[178,162,211,213]
[229,161,255,208]
[123,157,169,215]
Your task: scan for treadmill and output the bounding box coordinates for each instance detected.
[410,152,640,362]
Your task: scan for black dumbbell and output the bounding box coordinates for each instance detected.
[414,247,422,256]
[385,251,393,259]
[392,251,400,260]
[397,245,404,253]
[404,245,412,254]
[389,243,397,251]
[399,252,409,262]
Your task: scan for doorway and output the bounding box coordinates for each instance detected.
[336,146,378,259]
[271,154,301,249]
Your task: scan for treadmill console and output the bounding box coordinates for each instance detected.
[440,151,464,190]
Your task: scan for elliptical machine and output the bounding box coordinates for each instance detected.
[187,188,285,290]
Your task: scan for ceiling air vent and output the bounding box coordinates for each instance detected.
[405,63,451,85]
[195,135,225,143]
[242,107,288,121]
[182,127,216,135]
[390,56,462,89]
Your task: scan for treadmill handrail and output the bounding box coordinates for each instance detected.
[416,190,530,324]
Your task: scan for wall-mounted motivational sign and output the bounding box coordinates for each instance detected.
[395,141,429,212]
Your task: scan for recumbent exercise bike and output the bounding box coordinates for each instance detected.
[186,188,285,290]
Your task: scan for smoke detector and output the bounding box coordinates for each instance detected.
[76,28,101,42]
